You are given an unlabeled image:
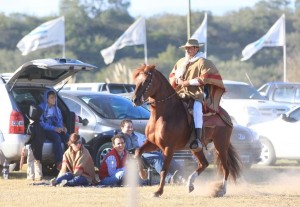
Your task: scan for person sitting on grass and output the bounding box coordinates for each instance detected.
[98,134,128,186]
[49,133,97,187]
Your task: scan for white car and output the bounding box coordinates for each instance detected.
[249,106,300,165]
[221,80,289,126]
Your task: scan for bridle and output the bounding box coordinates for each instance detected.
[137,71,177,106]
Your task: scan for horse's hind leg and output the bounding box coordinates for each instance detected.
[212,127,231,197]
[187,150,209,193]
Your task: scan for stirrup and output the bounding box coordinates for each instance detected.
[189,139,202,150]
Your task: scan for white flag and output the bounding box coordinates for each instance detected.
[191,13,207,57]
[17,16,65,56]
[191,12,207,45]
[101,17,146,64]
[241,14,285,61]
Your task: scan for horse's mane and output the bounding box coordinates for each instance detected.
[133,64,156,80]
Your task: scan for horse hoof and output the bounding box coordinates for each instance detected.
[188,185,194,193]
[152,192,161,197]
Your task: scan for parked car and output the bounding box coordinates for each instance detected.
[221,80,289,127]
[57,82,135,94]
[58,91,149,168]
[0,58,96,172]
[258,82,300,109]
[249,106,300,166]
[174,124,262,169]
[59,90,261,168]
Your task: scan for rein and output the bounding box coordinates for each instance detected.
[146,92,177,105]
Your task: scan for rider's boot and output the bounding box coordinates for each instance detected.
[189,128,203,150]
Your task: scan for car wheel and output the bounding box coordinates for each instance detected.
[258,138,276,166]
[95,142,112,168]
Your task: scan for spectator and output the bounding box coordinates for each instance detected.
[39,89,69,170]
[98,134,127,186]
[49,133,97,187]
[120,119,185,184]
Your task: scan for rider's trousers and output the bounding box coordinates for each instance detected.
[193,100,203,128]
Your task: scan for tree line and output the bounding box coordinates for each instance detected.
[0,0,300,87]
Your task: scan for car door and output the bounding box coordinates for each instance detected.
[61,95,97,142]
[6,58,96,87]
[273,107,300,158]
[281,108,300,157]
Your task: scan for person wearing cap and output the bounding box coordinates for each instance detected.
[49,133,97,187]
[169,38,225,151]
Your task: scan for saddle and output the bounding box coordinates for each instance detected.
[182,99,233,128]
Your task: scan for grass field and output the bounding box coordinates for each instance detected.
[1,162,300,207]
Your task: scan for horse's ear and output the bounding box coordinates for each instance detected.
[133,64,147,80]
[149,65,156,70]
[145,64,156,73]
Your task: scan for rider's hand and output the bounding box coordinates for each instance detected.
[176,78,184,85]
[182,80,190,87]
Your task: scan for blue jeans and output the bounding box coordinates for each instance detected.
[56,172,89,186]
[44,130,69,164]
[142,152,179,182]
[100,170,125,186]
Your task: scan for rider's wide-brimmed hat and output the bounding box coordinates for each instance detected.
[179,38,205,48]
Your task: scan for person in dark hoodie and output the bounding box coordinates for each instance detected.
[39,89,69,171]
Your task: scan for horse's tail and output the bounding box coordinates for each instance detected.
[216,143,242,182]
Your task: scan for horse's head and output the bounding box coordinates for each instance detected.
[132,64,157,106]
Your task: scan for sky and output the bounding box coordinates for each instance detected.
[0,0,266,18]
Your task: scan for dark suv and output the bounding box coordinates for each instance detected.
[0,58,96,172]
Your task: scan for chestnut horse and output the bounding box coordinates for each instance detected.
[132,64,241,197]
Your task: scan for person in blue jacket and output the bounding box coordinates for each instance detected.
[39,89,69,171]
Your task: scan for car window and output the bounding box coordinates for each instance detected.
[125,85,135,92]
[295,89,300,103]
[18,66,68,81]
[78,94,150,119]
[273,88,295,103]
[257,84,269,96]
[289,107,300,121]
[62,96,91,119]
[223,84,265,100]
[109,85,126,94]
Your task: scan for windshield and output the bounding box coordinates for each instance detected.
[77,94,150,119]
[223,84,266,100]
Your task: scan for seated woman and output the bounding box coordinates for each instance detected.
[49,133,97,187]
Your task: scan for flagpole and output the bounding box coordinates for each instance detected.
[62,16,65,58]
[144,43,148,64]
[204,12,207,58]
[144,19,148,64]
[283,14,286,82]
[187,0,191,39]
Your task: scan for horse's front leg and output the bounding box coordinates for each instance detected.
[187,149,209,193]
[153,147,175,197]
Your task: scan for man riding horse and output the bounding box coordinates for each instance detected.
[169,38,225,151]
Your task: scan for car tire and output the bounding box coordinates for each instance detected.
[95,142,112,169]
[258,138,276,166]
